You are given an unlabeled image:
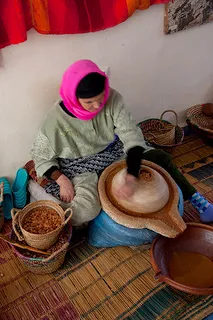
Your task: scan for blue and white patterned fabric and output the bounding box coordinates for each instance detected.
[44,137,124,200]
[190,192,209,214]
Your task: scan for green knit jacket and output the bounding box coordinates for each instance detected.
[31,89,151,177]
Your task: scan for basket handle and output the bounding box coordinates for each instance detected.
[62,208,73,226]
[145,132,157,143]
[11,208,25,242]
[42,242,69,262]
[160,110,178,126]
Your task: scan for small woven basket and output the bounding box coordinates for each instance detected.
[145,110,177,145]
[12,200,73,250]
[10,222,72,274]
[186,104,213,139]
[138,110,184,153]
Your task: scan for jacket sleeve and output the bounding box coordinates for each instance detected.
[126,146,144,177]
[30,130,59,177]
[112,91,152,152]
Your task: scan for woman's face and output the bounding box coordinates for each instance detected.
[78,91,105,112]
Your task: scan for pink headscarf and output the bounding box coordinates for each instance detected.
[60,60,109,121]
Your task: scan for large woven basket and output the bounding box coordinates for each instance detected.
[186,104,213,139]
[12,200,73,250]
[10,222,72,274]
[138,111,184,153]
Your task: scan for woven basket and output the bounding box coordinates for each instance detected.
[186,104,213,139]
[138,112,184,153]
[10,222,72,274]
[12,200,73,250]
[145,110,177,145]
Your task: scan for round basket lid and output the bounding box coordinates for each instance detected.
[186,104,213,132]
[111,165,169,214]
[98,160,186,238]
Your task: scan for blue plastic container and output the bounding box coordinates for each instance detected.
[0,177,13,219]
[88,186,184,248]
[12,168,28,209]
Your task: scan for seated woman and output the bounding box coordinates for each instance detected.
[31,60,213,226]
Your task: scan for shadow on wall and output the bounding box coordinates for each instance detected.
[27,78,61,114]
[204,80,213,103]
[0,52,4,68]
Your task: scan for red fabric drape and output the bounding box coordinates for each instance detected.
[0,0,170,49]
[0,0,30,49]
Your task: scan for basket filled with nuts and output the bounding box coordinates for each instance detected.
[11,200,73,250]
[10,221,72,274]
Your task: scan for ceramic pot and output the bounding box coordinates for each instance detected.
[151,223,213,295]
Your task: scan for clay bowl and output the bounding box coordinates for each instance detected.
[151,223,213,295]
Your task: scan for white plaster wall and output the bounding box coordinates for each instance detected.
[1,5,213,178]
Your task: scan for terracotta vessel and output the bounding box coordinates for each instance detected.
[98,160,186,238]
[151,223,213,295]
[202,103,213,117]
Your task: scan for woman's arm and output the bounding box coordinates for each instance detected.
[44,167,74,203]
[111,91,151,177]
[45,166,62,180]
[126,146,144,178]
[31,130,59,177]
[31,130,74,203]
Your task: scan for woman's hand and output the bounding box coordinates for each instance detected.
[56,174,75,203]
[115,173,138,200]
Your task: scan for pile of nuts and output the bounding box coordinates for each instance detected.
[22,208,61,234]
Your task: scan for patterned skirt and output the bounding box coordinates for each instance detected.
[44,138,124,199]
